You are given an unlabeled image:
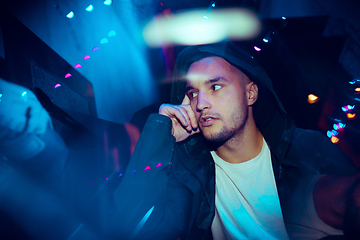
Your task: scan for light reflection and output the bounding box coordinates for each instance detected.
[143,8,261,46]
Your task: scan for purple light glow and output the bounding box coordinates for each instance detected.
[74,63,82,69]
[92,46,99,51]
[65,73,72,78]
[156,163,161,167]
[144,166,151,171]
[254,46,261,51]
[83,55,91,60]
[132,170,137,173]
[54,83,61,88]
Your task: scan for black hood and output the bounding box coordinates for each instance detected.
[171,40,296,158]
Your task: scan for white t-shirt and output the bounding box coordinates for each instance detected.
[211,138,289,240]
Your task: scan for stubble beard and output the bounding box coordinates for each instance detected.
[202,105,249,144]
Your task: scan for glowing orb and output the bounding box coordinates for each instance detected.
[100,38,108,44]
[307,94,319,104]
[108,30,116,37]
[330,136,339,144]
[86,5,94,12]
[103,0,112,5]
[347,113,357,120]
[254,46,261,51]
[66,11,74,19]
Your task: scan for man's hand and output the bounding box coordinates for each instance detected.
[159,95,200,142]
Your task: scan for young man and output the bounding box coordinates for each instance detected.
[113,41,358,239]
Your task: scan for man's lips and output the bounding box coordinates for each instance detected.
[199,115,218,126]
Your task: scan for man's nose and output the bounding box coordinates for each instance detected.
[196,91,211,111]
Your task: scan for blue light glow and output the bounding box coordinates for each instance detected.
[22,91,27,97]
[282,16,286,20]
[203,15,209,19]
[212,2,216,7]
[349,79,360,84]
[100,38,108,44]
[86,5,94,12]
[333,123,346,130]
[263,38,269,43]
[103,0,112,5]
[108,30,116,37]
[342,105,355,112]
[66,11,74,19]
[327,130,338,138]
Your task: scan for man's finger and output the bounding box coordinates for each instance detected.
[182,94,191,105]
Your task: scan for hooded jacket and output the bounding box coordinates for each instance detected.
[113,41,357,240]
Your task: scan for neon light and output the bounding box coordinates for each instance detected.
[106,178,109,180]
[327,130,338,138]
[103,0,112,5]
[0,94,2,102]
[263,38,269,43]
[74,63,81,69]
[54,83,61,88]
[203,15,209,19]
[86,4,94,12]
[355,87,360,93]
[22,91,27,97]
[66,11,74,19]
[83,55,91,60]
[108,30,116,37]
[282,16,286,20]
[132,170,137,173]
[92,46,99,51]
[100,38,108,44]
[119,173,123,177]
[144,166,151,171]
[254,46,261,51]
[65,73,72,78]
[156,163,161,167]
[212,3,215,7]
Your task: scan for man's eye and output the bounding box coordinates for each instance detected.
[190,92,198,98]
[212,85,222,91]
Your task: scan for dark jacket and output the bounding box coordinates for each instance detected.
[113,41,357,239]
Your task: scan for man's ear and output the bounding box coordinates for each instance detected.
[247,82,258,106]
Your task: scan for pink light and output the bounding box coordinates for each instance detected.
[65,73,72,78]
[156,163,161,167]
[119,174,123,177]
[54,83,61,88]
[132,170,137,173]
[92,46,99,51]
[254,46,261,51]
[160,2,163,6]
[74,63,81,69]
[105,177,109,180]
[144,166,151,171]
[83,55,91,60]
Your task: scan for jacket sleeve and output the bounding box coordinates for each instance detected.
[112,113,193,239]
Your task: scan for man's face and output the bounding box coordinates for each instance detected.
[185,57,254,142]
